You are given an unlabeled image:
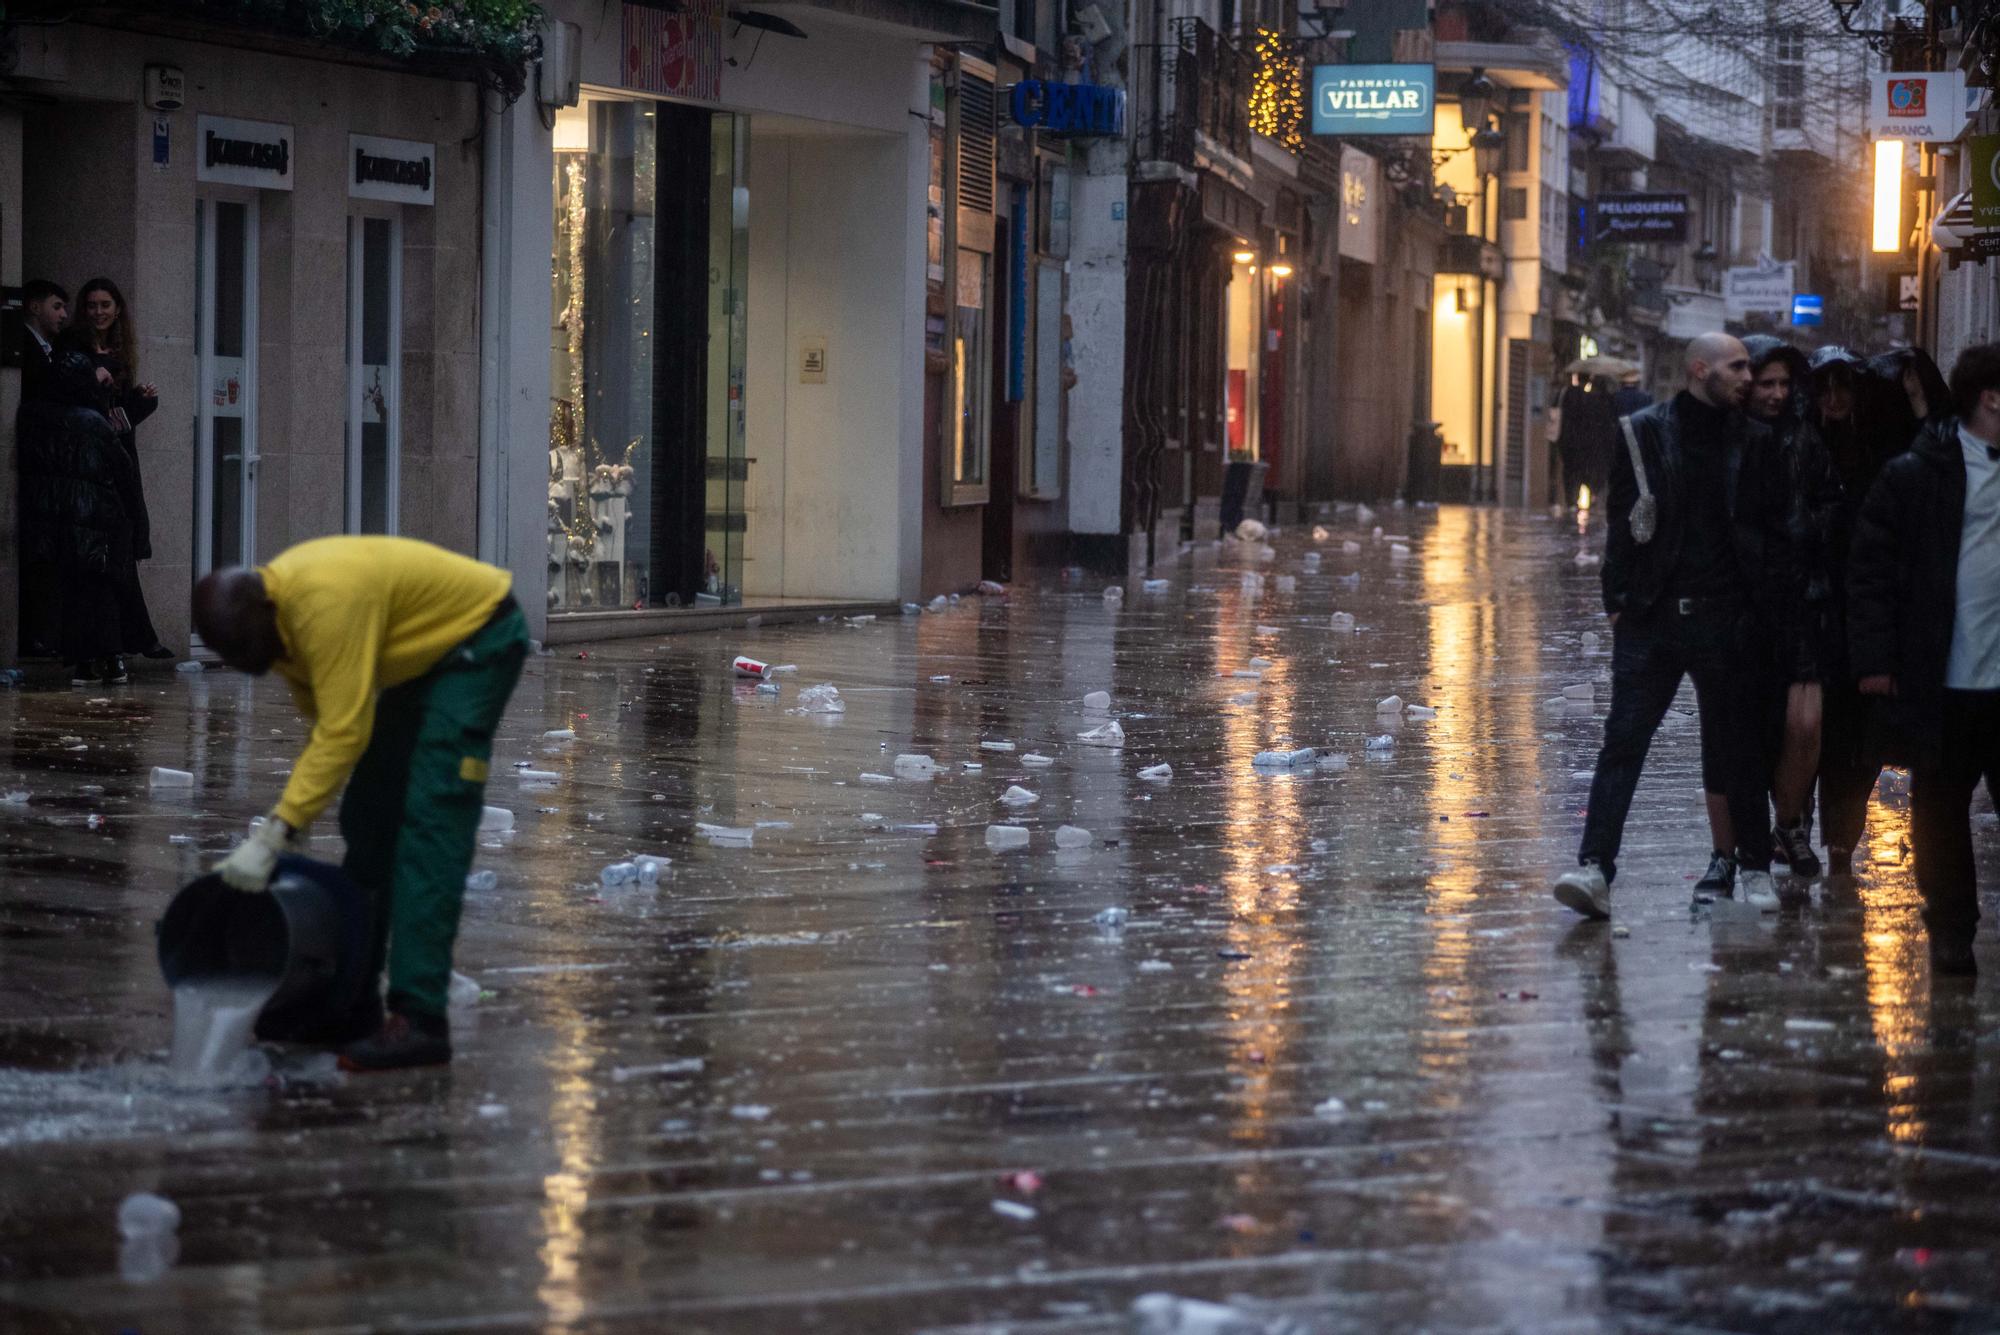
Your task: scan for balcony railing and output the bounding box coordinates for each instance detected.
[1136,18,1252,169]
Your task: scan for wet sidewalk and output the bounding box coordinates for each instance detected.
[1,506,1996,1333]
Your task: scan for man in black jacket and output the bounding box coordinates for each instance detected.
[1556,332,1789,918]
[1848,343,2000,977]
[17,279,68,657]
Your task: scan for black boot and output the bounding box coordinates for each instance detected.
[339,1011,451,1072]
[1773,822,1822,878]
[1693,851,1737,903]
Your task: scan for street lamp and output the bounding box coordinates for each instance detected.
[1459,70,1497,138]
[1471,125,1505,178]
[1693,241,1719,286]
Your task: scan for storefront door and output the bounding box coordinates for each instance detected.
[195,196,259,572]
[346,213,402,534]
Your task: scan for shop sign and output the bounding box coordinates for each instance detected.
[197,115,293,190]
[623,0,723,102]
[1009,81,1124,137]
[1868,70,1967,143]
[1722,259,1794,319]
[1886,269,1920,311]
[1310,64,1435,137]
[1337,146,1379,265]
[349,135,435,206]
[1588,192,1687,244]
[1970,133,2000,229]
[1790,293,1824,326]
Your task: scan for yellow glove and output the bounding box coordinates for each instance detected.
[215,816,290,893]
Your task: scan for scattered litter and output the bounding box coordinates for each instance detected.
[1103,585,1125,601]
[1252,748,1316,768]
[1078,721,1125,747]
[1575,551,1601,568]
[543,729,577,742]
[1094,906,1130,929]
[1581,630,1601,654]
[1319,753,1349,770]
[893,753,939,777]
[977,580,1006,595]
[930,675,952,684]
[729,1104,772,1121]
[600,862,641,887]
[448,971,484,1008]
[985,825,1032,851]
[176,661,204,674]
[1330,612,1357,632]
[859,772,894,785]
[1255,625,1281,636]
[756,682,780,696]
[1406,704,1437,720]
[612,1057,704,1082]
[1231,669,1262,681]
[731,655,771,679]
[1083,690,1112,710]
[793,684,846,714]
[928,595,948,612]
[1376,694,1404,715]
[465,869,498,892]
[1022,753,1055,767]
[1055,825,1094,849]
[1301,552,1321,569]
[1562,683,1593,701]
[1390,543,1412,558]
[846,615,876,625]
[118,1193,180,1239]
[1235,518,1268,541]
[1138,763,1173,781]
[1142,579,1171,593]
[991,1199,1038,1221]
[1138,959,1174,972]
[1229,692,1257,705]
[1364,735,1395,752]
[1249,656,1275,670]
[902,602,922,615]
[695,823,754,846]
[149,767,194,789]
[478,806,514,833]
[1312,525,1330,541]
[1313,1096,1348,1120]
[1274,575,1296,593]
[1785,1018,1837,1033]
[1342,540,1362,554]
[0,791,28,807]
[517,769,560,783]
[998,1170,1044,1194]
[999,785,1040,807]
[980,740,1016,752]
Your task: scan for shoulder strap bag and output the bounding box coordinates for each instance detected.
[1619,414,1658,544]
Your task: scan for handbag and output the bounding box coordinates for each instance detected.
[1618,415,1657,544]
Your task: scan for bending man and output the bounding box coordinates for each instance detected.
[194,536,529,1071]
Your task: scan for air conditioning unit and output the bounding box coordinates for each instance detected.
[538,20,581,112]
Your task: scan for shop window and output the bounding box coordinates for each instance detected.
[953,248,992,489]
[346,214,401,534]
[196,196,258,573]
[943,55,998,505]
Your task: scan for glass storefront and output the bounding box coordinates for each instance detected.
[549,94,747,612]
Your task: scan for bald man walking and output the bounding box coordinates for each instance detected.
[195,536,528,1070]
[1556,333,1790,918]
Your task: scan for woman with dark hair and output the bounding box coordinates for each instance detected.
[66,277,170,661]
[1865,347,1956,449]
[17,348,146,685]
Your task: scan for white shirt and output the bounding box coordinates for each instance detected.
[1946,423,2000,690]
[26,326,51,357]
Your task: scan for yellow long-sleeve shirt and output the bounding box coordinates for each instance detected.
[262,536,513,830]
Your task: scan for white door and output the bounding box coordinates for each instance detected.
[195,197,259,572]
[345,213,402,533]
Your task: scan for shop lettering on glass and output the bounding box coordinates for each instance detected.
[1588,192,1689,244]
[1008,81,1125,137]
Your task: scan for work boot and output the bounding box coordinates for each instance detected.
[1693,851,1737,903]
[339,1011,450,1072]
[1930,936,1978,978]
[1773,822,1821,877]
[1736,868,1780,912]
[1553,861,1611,920]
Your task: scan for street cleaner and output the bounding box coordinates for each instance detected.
[192,536,528,1071]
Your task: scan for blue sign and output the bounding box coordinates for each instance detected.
[1009,81,1125,138]
[1791,293,1825,326]
[1311,64,1435,137]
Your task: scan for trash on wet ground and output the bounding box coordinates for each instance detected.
[792,684,846,714]
[695,823,755,846]
[985,825,1031,851]
[999,785,1039,807]
[148,767,194,789]
[1083,690,1111,710]
[1054,825,1093,849]
[1078,721,1125,747]
[1138,763,1173,781]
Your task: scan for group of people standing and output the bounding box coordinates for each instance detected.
[1554,330,2000,980]
[16,276,171,684]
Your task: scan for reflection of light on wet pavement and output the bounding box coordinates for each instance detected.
[1855,790,1927,1145]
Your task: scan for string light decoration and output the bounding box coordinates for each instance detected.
[1248,28,1304,152]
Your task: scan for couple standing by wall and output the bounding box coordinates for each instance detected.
[17,276,171,683]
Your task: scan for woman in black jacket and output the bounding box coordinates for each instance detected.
[18,349,146,684]
[67,277,170,660]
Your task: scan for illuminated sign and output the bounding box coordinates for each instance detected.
[1310,64,1435,137]
[1009,81,1125,137]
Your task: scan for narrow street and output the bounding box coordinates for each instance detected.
[1,507,1995,1333]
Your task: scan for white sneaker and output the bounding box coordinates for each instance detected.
[1553,863,1611,919]
[1737,869,1779,912]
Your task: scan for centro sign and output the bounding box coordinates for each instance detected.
[1310,64,1435,137]
[1009,81,1125,137]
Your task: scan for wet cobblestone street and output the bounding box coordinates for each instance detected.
[1,505,1997,1333]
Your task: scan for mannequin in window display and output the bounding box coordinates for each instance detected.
[589,462,634,607]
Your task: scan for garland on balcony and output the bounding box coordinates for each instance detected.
[4,0,544,96]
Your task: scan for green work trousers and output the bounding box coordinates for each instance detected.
[339,603,528,1020]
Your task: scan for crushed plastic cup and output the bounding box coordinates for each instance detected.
[175,661,204,674]
[465,869,498,892]
[1103,585,1125,601]
[928,594,949,612]
[1376,694,1404,715]
[517,769,560,783]
[600,861,638,887]
[893,753,939,777]
[148,767,194,789]
[1319,752,1350,770]
[634,855,668,886]
[1314,1096,1349,1119]
[1235,518,1268,542]
[756,682,780,696]
[1252,749,1314,768]
[1142,578,1171,593]
[980,740,1016,752]
[1364,734,1395,751]
[448,971,483,1008]
[1249,656,1275,670]
[1094,906,1130,929]
[731,655,771,679]
[1357,504,1376,523]
[1021,753,1055,767]
[793,684,845,714]
[1390,543,1412,558]
[1138,763,1173,781]
[985,824,1031,851]
[1083,690,1112,710]
[1078,720,1125,747]
[695,822,754,846]
[902,602,922,615]
[999,785,1040,807]
[543,728,577,742]
[1562,683,1594,701]
[1582,630,1601,654]
[1406,704,1437,720]
[977,579,1006,595]
[117,1193,181,1239]
[478,805,514,833]
[1055,824,1093,849]
[1330,612,1357,632]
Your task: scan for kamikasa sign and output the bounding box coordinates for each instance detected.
[197,115,293,190]
[349,134,435,206]
[1310,64,1435,136]
[1589,192,1688,244]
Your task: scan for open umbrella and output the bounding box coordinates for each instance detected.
[1565,355,1638,378]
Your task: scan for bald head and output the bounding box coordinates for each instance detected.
[1685,332,1752,410]
[192,567,282,674]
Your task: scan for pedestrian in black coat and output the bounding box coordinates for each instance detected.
[1847,344,2000,977]
[17,348,146,683]
[67,277,168,660]
[15,278,69,658]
